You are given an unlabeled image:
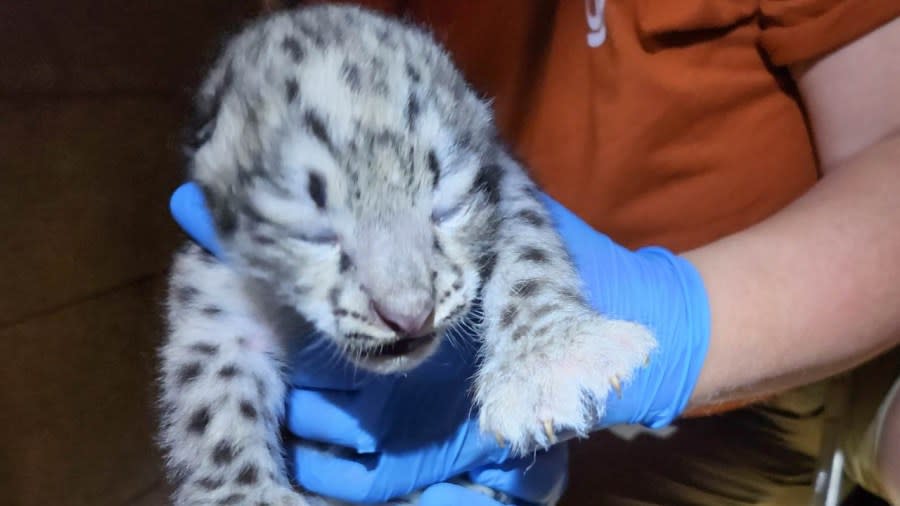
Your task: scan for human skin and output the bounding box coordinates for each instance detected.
[681,16,900,493]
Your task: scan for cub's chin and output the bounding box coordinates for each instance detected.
[349,332,441,374]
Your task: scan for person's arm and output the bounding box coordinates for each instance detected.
[685,16,900,409]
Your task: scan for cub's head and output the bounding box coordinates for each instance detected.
[187,5,506,372]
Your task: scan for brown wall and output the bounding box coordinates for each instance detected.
[0,3,260,505]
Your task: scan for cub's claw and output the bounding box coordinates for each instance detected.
[543,420,556,444]
[610,375,622,398]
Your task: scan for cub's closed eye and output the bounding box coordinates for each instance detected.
[288,229,338,245]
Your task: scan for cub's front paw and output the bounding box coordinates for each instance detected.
[475,316,656,455]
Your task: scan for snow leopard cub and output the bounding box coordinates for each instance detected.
[159,5,656,505]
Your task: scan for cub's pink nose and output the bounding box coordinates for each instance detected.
[373,300,435,337]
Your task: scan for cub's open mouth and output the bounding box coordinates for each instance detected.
[353,332,440,373]
[362,332,437,359]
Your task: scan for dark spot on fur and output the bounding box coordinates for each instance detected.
[373,80,389,95]
[199,184,237,236]
[433,237,443,253]
[177,362,202,386]
[532,323,553,341]
[458,131,472,149]
[304,110,333,152]
[532,303,561,320]
[308,171,327,209]
[285,78,298,102]
[334,308,348,317]
[405,94,420,128]
[500,304,518,329]
[169,461,191,488]
[299,23,326,48]
[212,440,238,465]
[511,324,531,341]
[176,286,199,305]
[519,247,550,263]
[374,129,396,146]
[339,252,352,272]
[239,400,258,420]
[523,184,541,200]
[188,407,211,434]
[329,288,340,305]
[218,493,245,505]
[190,342,219,355]
[218,364,240,378]
[516,209,546,227]
[196,476,225,490]
[478,250,498,281]
[473,164,503,204]
[405,62,421,83]
[202,305,223,316]
[427,150,439,187]
[452,280,463,290]
[512,279,541,297]
[342,61,361,91]
[281,36,304,62]
[236,170,254,188]
[235,463,258,485]
[252,233,276,245]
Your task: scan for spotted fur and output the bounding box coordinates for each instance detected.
[160,5,655,505]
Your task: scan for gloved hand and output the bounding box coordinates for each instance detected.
[170,183,710,502]
[276,193,710,503]
[169,182,568,505]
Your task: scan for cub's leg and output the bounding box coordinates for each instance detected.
[474,157,657,455]
[160,244,308,506]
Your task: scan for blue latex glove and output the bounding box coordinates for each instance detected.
[276,193,710,503]
[170,183,710,502]
[169,182,568,505]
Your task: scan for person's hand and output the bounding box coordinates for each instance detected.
[540,193,711,430]
[169,183,569,505]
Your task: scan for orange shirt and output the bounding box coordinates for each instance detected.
[319,0,899,252]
